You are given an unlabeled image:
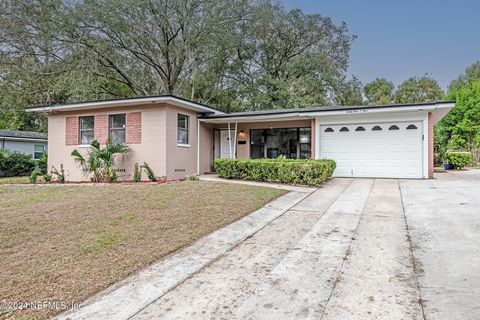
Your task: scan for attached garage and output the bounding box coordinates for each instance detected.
[319,121,424,178]
[311,103,454,179]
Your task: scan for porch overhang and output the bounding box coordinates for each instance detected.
[26,95,225,115]
[199,101,454,124]
[198,114,314,124]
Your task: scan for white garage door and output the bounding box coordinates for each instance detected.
[319,121,423,178]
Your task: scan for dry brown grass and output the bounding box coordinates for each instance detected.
[0,181,285,320]
[0,176,30,184]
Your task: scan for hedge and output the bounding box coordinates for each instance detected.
[0,151,36,177]
[445,151,472,169]
[214,158,336,186]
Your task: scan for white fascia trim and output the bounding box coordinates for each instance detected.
[199,103,455,123]
[199,113,312,123]
[309,103,454,118]
[26,96,225,115]
[0,137,48,143]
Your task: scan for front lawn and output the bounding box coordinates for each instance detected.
[0,176,30,184]
[0,181,285,319]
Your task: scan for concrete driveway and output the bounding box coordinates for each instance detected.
[59,171,480,320]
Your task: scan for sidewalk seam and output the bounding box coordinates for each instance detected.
[399,180,427,320]
[319,178,375,320]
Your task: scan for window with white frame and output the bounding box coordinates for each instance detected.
[34,145,45,160]
[109,114,126,144]
[79,116,94,144]
[177,114,189,145]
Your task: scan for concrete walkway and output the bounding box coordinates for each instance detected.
[400,170,480,320]
[57,172,480,320]
[133,178,422,320]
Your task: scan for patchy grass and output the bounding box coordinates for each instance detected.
[0,176,30,184]
[0,181,285,319]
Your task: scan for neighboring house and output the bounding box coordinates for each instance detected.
[0,130,48,160]
[27,95,454,181]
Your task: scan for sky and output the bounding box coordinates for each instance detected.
[283,0,480,91]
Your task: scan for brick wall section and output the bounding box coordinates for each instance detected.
[94,114,109,144]
[126,112,142,144]
[428,112,434,179]
[65,116,79,145]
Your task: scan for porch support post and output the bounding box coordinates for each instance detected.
[233,122,238,159]
[196,119,200,174]
[227,122,232,158]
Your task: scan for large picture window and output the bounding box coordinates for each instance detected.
[177,114,189,145]
[79,116,94,144]
[250,127,311,159]
[109,114,126,144]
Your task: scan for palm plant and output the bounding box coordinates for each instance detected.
[71,139,129,182]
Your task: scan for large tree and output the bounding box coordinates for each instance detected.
[364,78,394,105]
[336,76,364,105]
[436,80,480,163]
[394,75,445,104]
[65,0,244,98]
[0,0,123,131]
[0,0,356,129]
[228,2,354,109]
[435,62,480,164]
[448,61,480,93]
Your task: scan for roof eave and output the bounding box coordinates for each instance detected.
[0,136,47,142]
[200,102,455,123]
[26,96,225,115]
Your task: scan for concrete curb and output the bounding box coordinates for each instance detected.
[54,189,315,320]
[198,174,316,193]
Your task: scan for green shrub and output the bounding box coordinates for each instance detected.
[71,139,129,183]
[133,163,142,182]
[142,162,157,182]
[37,153,48,175]
[214,158,336,186]
[43,174,52,183]
[0,151,36,176]
[51,164,66,183]
[445,151,472,169]
[29,169,41,183]
[186,174,199,181]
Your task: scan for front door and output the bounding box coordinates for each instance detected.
[220,130,236,158]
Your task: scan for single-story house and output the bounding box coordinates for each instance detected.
[0,129,47,160]
[27,95,454,181]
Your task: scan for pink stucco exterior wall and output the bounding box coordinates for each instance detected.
[164,105,199,180]
[47,103,194,181]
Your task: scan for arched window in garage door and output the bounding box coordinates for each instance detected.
[372,125,382,131]
[340,127,350,132]
[355,126,366,131]
[324,127,334,132]
[406,124,418,130]
[389,125,400,130]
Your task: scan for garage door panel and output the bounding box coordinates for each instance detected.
[319,121,423,178]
